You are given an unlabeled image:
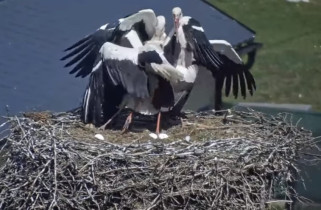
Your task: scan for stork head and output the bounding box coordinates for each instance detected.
[155,16,166,38]
[172,7,183,31]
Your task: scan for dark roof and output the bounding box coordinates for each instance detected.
[0,0,256,115]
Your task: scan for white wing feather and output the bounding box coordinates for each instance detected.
[150,63,183,83]
[210,40,243,64]
[119,9,157,38]
[100,42,138,64]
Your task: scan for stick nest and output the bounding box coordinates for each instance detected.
[0,109,319,209]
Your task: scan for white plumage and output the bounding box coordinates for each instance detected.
[162,7,256,113]
[96,40,182,131]
[61,7,256,133]
[100,43,139,64]
[61,9,160,78]
[118,9,157,37]
[81,14,181,133]
[62,10,175,129]
[210,40,243,64]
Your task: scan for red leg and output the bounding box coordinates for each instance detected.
[121,112,133,134]
[156,112,161,135]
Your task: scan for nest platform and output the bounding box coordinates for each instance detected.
[0,109,319,209]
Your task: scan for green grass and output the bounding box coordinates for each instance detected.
[209,0,321,111]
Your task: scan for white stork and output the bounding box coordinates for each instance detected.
[63,13,182,133]
[62,10,170,129]
[164,7,256,114]
[90,36,182,133]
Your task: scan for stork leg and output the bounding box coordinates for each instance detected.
[98,108,123,130]
[156,112,161,134]
[121,112,133,134]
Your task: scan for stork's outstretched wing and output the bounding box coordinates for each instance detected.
[182,17,223,71]
[61,24,115,78]
[99,42,150,98]
[182,17,256,99]
[61,9,157,78]
[81,41,178,126]
[210,40,256,98]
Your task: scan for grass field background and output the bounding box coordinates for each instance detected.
[209,0,321,111]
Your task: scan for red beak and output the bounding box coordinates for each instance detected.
[174,18,179,31]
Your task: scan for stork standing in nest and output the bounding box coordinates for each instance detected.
[95,18,182,133]
[62,10,172,129]
[62,13,181,134]
[164,7,256,114]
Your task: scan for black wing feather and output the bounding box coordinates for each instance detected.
[62,27,115,77]
[238,71,247,99]
[163,34,179,65]
[104,59,150,98]
[64,36,90,52]
[182,18,223,72]
[74,50,101,78]
[61,40,92,61]
[68,46,96,75]
[64,45,94,68]
[81,63,126,127]
[182,17,256,99]
[204,45,223,67]
[215,52,256,99]
[62,10,157,78]
[152,77,175,109]
[244,70,256,96]
[225,72,232,97]
[232,71,239,99]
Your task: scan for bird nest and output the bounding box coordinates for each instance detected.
[0,108,319,209]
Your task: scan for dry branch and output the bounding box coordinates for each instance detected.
[0,109,319,209]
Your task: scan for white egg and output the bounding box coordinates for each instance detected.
[94,134,105,141]
[185,136,191,142]
[149,133,158,139]
[158,133,169,139]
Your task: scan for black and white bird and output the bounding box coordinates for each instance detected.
[62,12,182,133]
[61,7,256,132]
[62,10,171,128]
[87,38,182,133]
[164,7,256,113]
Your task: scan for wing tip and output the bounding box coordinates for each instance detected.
[63,35,91,52]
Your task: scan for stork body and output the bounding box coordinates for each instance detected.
[164,7,256,114]
[93,39,182,132]
[61,7,257,133]
[62,10,168,127]
[62,12,180,133]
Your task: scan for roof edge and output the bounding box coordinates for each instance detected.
[201,0,256,35]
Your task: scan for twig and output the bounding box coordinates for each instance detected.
[0,109,317,209]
